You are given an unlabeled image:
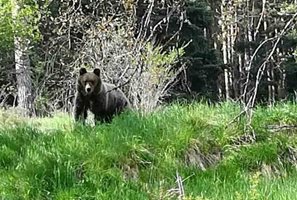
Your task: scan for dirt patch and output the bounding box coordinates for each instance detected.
[185,143,222,171]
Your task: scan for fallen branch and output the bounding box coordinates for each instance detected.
[267,125,297,133]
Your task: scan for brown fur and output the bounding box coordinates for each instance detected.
[74,68,130,124]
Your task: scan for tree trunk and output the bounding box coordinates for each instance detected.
[221,0,230,100]
[12,0,34,116]
[275,11,286,101]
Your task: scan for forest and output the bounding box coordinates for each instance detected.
[0,0,296,116]
[1,0,297,199]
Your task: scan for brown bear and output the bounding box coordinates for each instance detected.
[73,68,130,124]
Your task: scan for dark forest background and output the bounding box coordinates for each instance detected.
[0,0,297,116]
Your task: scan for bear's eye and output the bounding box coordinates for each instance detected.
[80,80,86,85]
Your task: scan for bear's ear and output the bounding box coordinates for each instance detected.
[79,68,87,75]
[93,68,100,77]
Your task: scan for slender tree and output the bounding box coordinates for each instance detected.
[11,0,34,116]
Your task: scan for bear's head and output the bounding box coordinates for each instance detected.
[77,68,102,96]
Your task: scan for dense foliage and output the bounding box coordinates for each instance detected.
[0,0,296,114]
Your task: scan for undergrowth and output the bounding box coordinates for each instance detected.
[1,102,297,199]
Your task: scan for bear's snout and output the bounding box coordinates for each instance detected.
[85,83,93,94]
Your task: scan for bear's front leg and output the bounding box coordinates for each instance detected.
[74,106,86,123]
[74,93,87,124]
[94,114,112,125]
[94,114,104,125]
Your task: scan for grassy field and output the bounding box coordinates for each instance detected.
[1,102,297,199]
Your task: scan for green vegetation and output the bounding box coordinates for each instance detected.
[1,102,297,199]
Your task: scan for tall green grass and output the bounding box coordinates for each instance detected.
[1,102,297,199]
